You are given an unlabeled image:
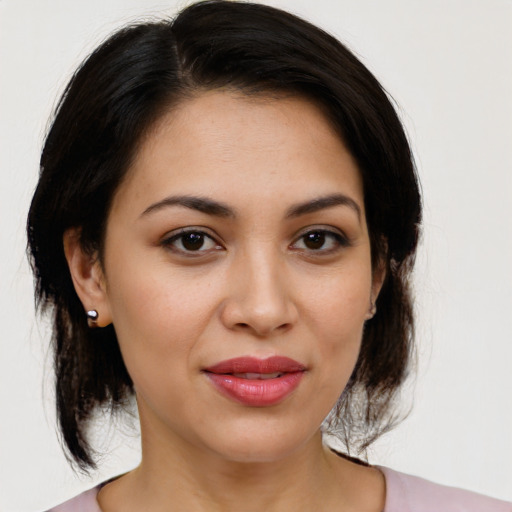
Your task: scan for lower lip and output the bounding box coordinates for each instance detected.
[205,372,304,406]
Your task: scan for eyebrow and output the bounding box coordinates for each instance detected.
[286,194,361,221]
[140,193,361,221]
[141,195,235,218]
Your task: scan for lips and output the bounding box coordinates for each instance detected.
[203,356,306,407]
[232,372,282,380]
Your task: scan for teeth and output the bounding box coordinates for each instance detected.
[233,372,282,380]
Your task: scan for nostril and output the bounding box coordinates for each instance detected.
[220,293,298,336]
[234,321,292,336]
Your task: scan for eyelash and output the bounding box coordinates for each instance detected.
[160,227,350,256]
[290,228,350,254]
[161,228,222,256]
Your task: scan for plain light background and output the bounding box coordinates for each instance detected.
[1,0,511,510]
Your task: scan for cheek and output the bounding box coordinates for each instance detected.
[104,263,215,387]
[305,264,372,338]
[302,264,371,391]
[107,251,215,332]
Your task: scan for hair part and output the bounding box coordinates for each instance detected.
[27,0,421,471]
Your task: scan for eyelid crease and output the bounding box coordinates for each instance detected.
[292,225,351,241]
[162,226,220,239]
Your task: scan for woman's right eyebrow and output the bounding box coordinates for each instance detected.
[140,195,235,218]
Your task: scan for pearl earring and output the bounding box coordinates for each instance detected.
[366,302,377,320]
[86,309,99,327]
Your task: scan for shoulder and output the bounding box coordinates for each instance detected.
[45,485,102,512]
[380,466,512,512]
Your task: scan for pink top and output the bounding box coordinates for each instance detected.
[47,467,512,511]
[378,467,511,511]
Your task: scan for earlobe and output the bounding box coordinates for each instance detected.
[365,301,377,320]
[63,229,113,327]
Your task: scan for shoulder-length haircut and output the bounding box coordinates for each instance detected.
[27,0,421,470]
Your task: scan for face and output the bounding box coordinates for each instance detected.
[87,91,382,463]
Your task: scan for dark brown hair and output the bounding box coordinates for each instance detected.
[27,0,421,470]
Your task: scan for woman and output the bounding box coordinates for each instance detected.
[26,1,511,511]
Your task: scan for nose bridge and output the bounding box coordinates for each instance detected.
[246,243,284,304]
[222,241,297,336]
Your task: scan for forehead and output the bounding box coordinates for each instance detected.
[114,90,364,215]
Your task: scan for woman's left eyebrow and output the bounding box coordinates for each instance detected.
[285,194,361,222]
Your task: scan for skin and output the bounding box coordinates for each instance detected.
[65,91,386,511]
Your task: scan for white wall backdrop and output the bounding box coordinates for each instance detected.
[1,0,511,510]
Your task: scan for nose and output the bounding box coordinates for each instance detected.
[219,248,298,337]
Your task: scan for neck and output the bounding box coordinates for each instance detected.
[97,415,385,512]
[140,431,339,511]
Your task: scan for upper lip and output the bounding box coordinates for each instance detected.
[203,356,306,374]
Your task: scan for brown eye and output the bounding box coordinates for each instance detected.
[181,232,206,251]
[162,229,221,254]
[303,231,326,250]
[291,228,349,253]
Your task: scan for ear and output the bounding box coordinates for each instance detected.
[63,228,113,327]
[366,256,387,320]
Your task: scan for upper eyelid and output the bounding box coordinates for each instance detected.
[163,226,220,241]
[161,227,224,251]
[292,225,348,241]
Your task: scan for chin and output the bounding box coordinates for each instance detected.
[202,417,320,464]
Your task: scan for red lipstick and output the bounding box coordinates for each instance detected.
[203,356,306,407]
